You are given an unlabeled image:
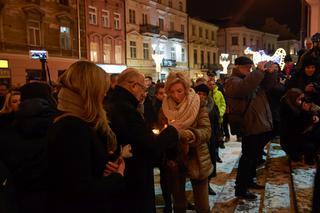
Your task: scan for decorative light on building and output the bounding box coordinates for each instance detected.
[219,53,230,74]
[244,47,287,70]
[152,42,165,80]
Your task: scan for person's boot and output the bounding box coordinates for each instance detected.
[208,184,216,195]
[235,190,257,200]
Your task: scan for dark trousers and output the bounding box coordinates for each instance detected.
[222,114,230,138]
[159,165,172,209]
[235,132,270,192]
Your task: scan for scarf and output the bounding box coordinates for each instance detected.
[57,87,117,153]
[162,88,200,130]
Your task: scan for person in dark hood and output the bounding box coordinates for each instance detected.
[287,56,320,105]
[194,83,219,196]
[0,82,58,213]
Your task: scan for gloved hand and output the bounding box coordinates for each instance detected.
[179,129,195,143]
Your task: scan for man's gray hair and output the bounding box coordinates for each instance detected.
[117,68,144,86]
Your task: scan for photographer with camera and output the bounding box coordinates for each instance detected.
[225,56,277,200]
[280,88,320,165]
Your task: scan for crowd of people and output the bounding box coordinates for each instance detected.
[1,35,320,213]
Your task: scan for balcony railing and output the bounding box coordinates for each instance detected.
[168,31,184,41]
[140,24,160,35]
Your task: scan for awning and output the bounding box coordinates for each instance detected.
[97,64,127,74]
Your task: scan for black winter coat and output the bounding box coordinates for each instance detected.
[47,116,125,213]
[0,98,57,213]
[106,86,178,213]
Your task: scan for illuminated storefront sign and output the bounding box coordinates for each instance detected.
[0,59,9,69]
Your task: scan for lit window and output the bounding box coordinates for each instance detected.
[90,41,99,62]
[103,42,111,64]
[60,26,71,49]
[115,45,122,64]
[194,49,198,64]
[199,27,203,38]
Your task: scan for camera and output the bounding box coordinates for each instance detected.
[29,50,48,60]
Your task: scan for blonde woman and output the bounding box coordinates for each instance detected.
[47,61,125,213]
[162,72,213,213]
[0,91,21,114]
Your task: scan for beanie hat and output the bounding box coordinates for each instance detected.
[234,56,253,65]
[194,83,209,96]
[20,82,52,101]
[302,56,317,68]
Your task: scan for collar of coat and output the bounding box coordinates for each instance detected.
[231,67,247,79]
[112,86,140,108]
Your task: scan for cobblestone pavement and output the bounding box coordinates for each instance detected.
[154,136,316,213]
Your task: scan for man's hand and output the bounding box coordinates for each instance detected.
[257,61,268,72]
[104,158,125,177]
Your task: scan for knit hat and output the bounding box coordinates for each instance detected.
[194,83,209,96]
[234,56,254,65]
[302,56,317,68]
[20,82,52,101]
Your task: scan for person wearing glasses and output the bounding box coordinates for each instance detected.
[106,68,180,213]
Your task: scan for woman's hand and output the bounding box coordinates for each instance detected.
[313,115,319,124]
[104,158,125,177]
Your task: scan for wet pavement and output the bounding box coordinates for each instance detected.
[154,137,316,212]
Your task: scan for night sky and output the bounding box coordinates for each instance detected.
[187,0,301,36]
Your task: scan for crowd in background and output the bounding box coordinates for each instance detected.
[0,34,320,213]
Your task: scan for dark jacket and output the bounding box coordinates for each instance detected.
[0,98,57,213]
[106,86,178,213]
[47,116,125,213]
[225,68,276,136]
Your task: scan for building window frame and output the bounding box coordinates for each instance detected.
[129,9,136,24]
[143,43,149,60]
[102,10,110,28]
[130,41,137,59]
[114,13,121,30]
[89,6,98,25]
[60,26,71,50]
[27,20,41,46]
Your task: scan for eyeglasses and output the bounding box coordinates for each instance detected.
[134,82,147,92]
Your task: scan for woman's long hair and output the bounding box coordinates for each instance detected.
[58,61,112,136]
[0,91,21,114]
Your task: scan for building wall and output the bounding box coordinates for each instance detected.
[125,0,188,80]
[85,0,126,66]
[188,17,219,79]
[218,26,279,64]
[306,0,320,36]
[277,39,300,55]
[0,0,84,85]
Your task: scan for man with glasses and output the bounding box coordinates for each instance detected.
[225,56,277,200]
[106,68,180,213]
